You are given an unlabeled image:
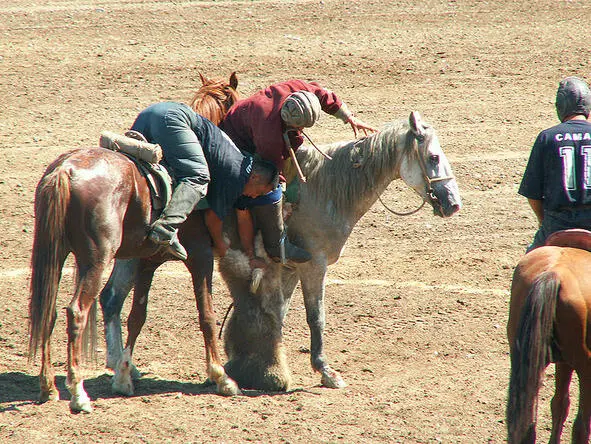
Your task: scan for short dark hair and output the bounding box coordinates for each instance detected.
[251,159,279,189]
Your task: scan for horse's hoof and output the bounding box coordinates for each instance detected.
[70,394,93,413]
[217,378,242,396]
[130,364,141,380]
[112,348,136,395]
[112,369,134,396]
[112,377,134,396]
[39,388,60,403]
[321,369,347,389]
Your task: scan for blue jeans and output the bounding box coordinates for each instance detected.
[235,185,283,209]
[131,102,210,188]
[196,185,283,212]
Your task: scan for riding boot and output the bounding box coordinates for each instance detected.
[149,181,206,260]
[251,200,312,264]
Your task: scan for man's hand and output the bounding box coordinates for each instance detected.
[347,115,378,138]
[213,239,230,258]
[249,256,267,270]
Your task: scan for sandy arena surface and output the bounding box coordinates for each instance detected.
[1,0,590,442]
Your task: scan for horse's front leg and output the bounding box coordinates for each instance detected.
[111,258,162,396]
[100,258,140,372]
[187,250,240,396]
[299,257,347,389]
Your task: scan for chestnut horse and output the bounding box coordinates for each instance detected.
[507,229,591,443]
[28,72,239,413]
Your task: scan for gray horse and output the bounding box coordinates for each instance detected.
[102,111,461,393]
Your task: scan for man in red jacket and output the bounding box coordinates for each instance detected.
[220,79,376,265]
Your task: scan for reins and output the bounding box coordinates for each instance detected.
[378,194,426,216]
[218,302,234,339]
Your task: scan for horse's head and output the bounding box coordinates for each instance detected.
[189,72,240,126]
[399,112,461,217]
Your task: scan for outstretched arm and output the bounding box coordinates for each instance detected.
[236,209,267,269]
[332,102,377,138]
[204,209,229,257]
[236,209,255,260]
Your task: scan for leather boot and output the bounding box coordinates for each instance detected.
[149,181,206,260]
[251,200,311,264]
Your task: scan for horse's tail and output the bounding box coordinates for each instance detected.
[506,271,559,443]
[28,167,71,361]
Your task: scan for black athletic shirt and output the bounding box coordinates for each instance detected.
[519,119,591,210]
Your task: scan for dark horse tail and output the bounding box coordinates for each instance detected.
[28,166,71,360]
[506,271,559,443]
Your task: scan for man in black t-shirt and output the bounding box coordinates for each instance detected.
[519,76,591,250]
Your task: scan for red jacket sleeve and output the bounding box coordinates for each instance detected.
[221,80,345,171]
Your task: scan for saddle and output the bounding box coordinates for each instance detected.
[126,155,172,213]
[544,229,591,251]
[100,130,172,212]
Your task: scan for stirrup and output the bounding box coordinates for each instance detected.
[278,230,311,264]
[148,228,188,260]
[160,242,188,261]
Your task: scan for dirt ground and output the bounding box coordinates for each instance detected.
[1,0,590,442]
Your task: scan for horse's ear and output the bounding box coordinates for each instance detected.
[229,72,238,90]
[199,72,209,86]
[409,111,424,137]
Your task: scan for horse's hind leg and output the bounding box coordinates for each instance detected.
[100,258,140,372]
[38,257,66,403]
[39,315,59,403]
[572,371,591,444]
[112,259,161,396]
[299,260,347,389]
[66,261,108,413]
[550,363,573,443]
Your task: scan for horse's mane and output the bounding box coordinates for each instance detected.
[189,74,239,126]
[297,119,423,216]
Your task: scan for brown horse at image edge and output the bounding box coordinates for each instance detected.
[507,228,591,443]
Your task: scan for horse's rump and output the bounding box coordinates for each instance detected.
[506,244,591,442]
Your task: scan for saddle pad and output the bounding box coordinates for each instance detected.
[117,151,172,212]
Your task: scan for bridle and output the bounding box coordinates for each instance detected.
[379,133,454,216]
